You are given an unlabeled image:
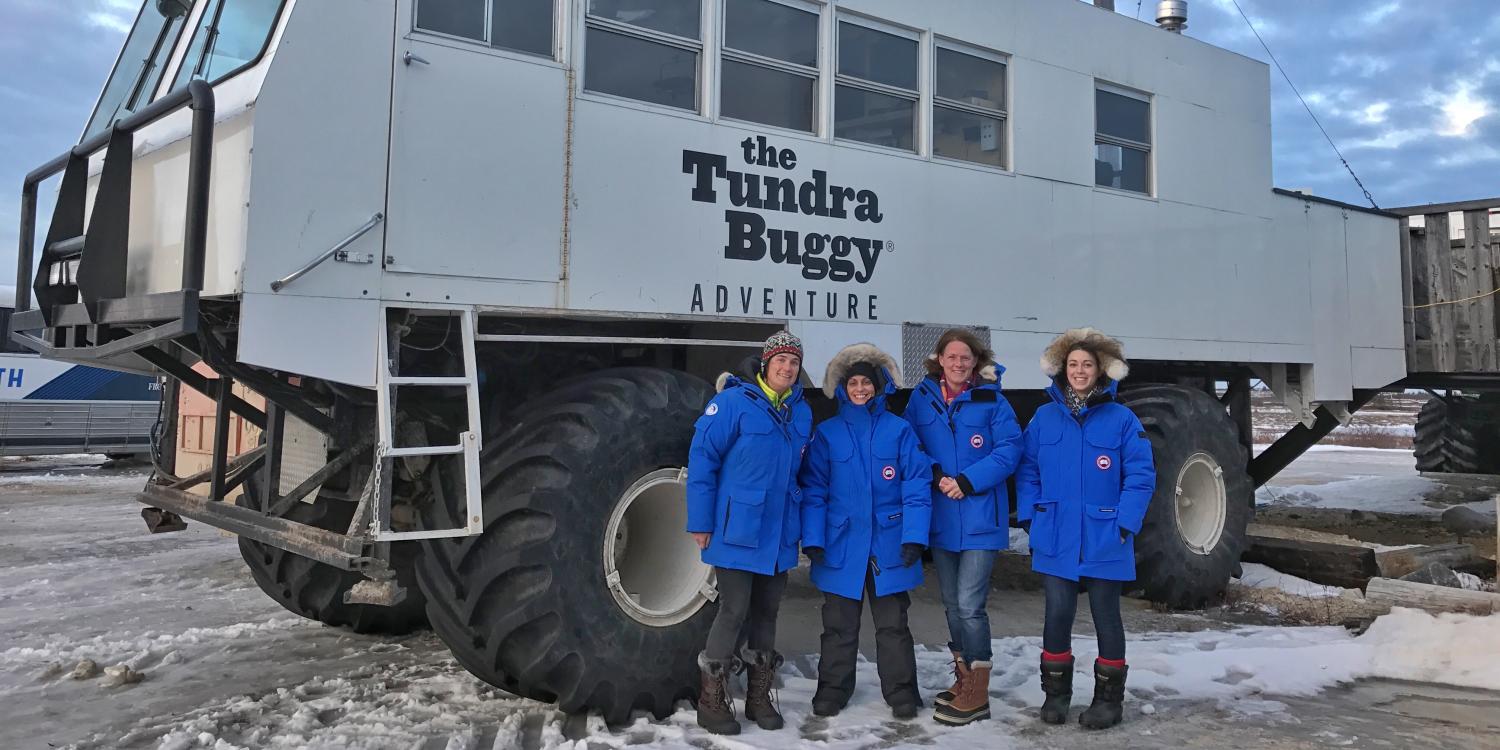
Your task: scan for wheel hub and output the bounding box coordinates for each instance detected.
[1174,452,1227,555]
[602,468,715,627]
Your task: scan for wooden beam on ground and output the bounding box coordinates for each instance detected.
[1365,577,1500,615]
[1374,543,1477,579]
[1242,535,1379,589]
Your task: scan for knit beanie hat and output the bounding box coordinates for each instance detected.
[843,360,881,390]
[760,330,803,369]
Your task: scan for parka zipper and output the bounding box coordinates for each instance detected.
[870,555,882,576]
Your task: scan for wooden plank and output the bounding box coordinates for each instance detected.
[1365,577,1500,615]
[1410,227,1433,350]
[1389,197,1500,216]
[1462,210,1497,370]
[1374,543,1476,579]
[1242,536,1379,589]
[1423,213,1457,372]
[1399,218,1419,370]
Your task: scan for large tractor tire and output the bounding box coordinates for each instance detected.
[237,486,429,635]
[1121,385,1253,609]
[415,368,717,723]
[1414,395,1500,474]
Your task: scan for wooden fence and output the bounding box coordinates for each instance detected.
[1394,198,1500,373]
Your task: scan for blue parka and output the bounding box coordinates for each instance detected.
[686,374,813,575]
[1016,380,1156,582]
[904,369,1024,552]
[800,376,933,601]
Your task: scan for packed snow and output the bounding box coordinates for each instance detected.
[1233,563,1351,599]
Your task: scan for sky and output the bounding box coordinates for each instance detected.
[1,0,1498,283]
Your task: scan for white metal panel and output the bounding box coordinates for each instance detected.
[383,1,567,283]
[1344,208,1406,350]
[240,0,392,301]
[238,293,381,387]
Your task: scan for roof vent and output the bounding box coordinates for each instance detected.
[1156,0,1187,32]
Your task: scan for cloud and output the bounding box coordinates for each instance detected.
[1431,80,1492,137]
[86,11,134,34]
[1359,1,1401,27]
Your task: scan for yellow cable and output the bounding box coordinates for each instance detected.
[1406,286,1500,310]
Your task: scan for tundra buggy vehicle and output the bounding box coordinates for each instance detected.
[12,0,1499,722]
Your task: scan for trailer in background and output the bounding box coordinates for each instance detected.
[1,285,159,457]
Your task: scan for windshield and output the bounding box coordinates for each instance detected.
[82,0,284,142]
[171,0,283,92]
[83,2,192,140]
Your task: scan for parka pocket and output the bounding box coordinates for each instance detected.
[782,487,802,546]
[824,513,851,568]
[722,486,767,548]
[1082,505,1130,563]
[875,511,905,568]
[1029,500,1059,555]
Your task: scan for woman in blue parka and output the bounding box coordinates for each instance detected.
[686,330,813,735]
[799,343,932,720]
[1016,328,1155,731]
[903,328,1023,727]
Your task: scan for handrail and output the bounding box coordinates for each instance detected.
[270,212,384,292]
[15,79,214,315]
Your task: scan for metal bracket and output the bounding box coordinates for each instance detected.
[334,250,374,264]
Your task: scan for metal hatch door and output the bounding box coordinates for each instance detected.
[385,1,567,284]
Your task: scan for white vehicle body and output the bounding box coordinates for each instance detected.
[59,0,1401,402]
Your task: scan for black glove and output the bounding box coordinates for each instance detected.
[900,543,924,568]
[1119,529,1131,543]
[1019,520,1032,534]
[803,546,825,565]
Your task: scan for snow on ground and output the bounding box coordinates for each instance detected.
[62,609,1498,750]
[1253,446,1499,518]
[1234,563,1350,599]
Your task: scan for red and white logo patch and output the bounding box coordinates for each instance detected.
[1096,455,1113,470]
[970,434,985,449]
[882,465,896,480]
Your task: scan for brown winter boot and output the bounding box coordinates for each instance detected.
[696,652,740,735]
[934,660,990,725]
[934,651,966,707]
[742,649,785,730]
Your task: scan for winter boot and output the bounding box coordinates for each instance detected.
[934,660,991,726]
[742,649,785,731]
[1079,660,1128,730]
[696,652,740,735]
[934,650,965,707]
[1039,651,1074,725]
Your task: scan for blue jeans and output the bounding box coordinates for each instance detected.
[930,549,997,664]
[1041,574,1125,661]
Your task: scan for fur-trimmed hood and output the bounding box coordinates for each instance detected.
[925,356,999,384]
[822,343,902,398]
[1040,327,1129,382]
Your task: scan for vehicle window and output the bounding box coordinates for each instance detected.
[834,20,917,150]
[1095,86,1152,194]
[932,45,1007,168]
[720,0,818,132]
[583,0,702,111]
[172,0,283,92]
[415,0,554,57]
[84,2,193,140]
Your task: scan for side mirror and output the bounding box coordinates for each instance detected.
[156,0,192,18]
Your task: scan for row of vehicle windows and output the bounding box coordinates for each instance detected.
[86,0,283,140]
[416,0,1154,193]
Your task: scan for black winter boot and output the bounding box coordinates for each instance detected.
[696,652,741,735]
[742,649,785,730]
[1039,653,1074,725]
[1079,661,1127,730]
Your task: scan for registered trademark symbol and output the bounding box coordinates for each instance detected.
[885,240,895,253]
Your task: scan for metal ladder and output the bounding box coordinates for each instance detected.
[371,306,483,541]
